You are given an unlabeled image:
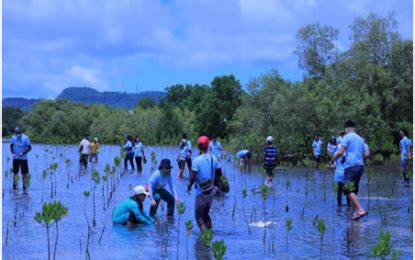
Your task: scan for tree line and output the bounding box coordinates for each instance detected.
[3,13,412,163]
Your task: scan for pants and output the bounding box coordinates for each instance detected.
[264,166,275,178]
[124,153,135,170]
[13,159,29,190]
[80,154,89,169]
[401,159,410,182]
[135,156,143,172]
[126,212,142,225]
[186,157,192,170]
[89,153,98,162]
[195,191,214,227]
[150,188,175,217]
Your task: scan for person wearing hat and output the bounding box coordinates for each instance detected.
[312,135,322,168]
[10,127,32,190]
[264,136,278,185]
[89,137,99,163]
[187,136,221,232]
[399,128,412,183]
[79,133,91,170]
[330,120,367,221]
[148,159,179,218]
[177,139,190,178]
[236,149,252,172]
[182,133,193,171]
[112,185,155,225]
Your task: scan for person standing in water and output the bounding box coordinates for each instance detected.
[89,137,99,163]
[10,127,32,191]
[312,135,322,168]
[263,136,277,185]
[79,133,91,170]
[399,128,412,183]
[123,135,135,171]
[177,139,189,178]
[134,136,147,173]
[330,120,367,220]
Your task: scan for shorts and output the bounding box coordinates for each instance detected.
[195,191,214,227]
[178,160,186,170]
[314,155,321,162]
[343,165,364,195]
[13,159,29,175]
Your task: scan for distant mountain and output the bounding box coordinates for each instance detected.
[56,87,166,109]
[2,97,43,111]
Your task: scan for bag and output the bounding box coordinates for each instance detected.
[200,180,214,195]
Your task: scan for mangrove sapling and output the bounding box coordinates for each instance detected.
[34,202,54,260]
[49,163,58,198]
[98,225,106,246]
[212,240,227,260]
[316,218,326,258]
[91,171,101,227]
[113,157,121,183]
[151,151,157,170]
[51,201,68,260]
[285,217,293,251]
[201,229,213,247]
[176,202,186,260]
[185,220,193,260]
[241,188,251,234]
[83,191,92,259]
[41,170,47,201]
[5,221,9,246]
[259,184,270,247]
[232,196,237,221]
[102,175,108,211]
[370,230,393,259]
[65,159,71,189]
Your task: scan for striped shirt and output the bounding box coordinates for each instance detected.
[263,145,277,167]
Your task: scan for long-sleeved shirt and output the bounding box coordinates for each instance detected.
[112,197,154,225]
[148,170,178,200]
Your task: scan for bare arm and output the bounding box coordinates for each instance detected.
[330,147,345,164]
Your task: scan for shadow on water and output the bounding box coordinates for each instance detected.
[2,144,413,259]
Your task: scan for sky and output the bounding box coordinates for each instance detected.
[2,0,413,99]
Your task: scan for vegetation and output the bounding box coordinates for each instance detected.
[3,13,412,164]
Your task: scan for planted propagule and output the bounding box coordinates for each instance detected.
[176,202,186,260]
[285,217,293,250]
[201,229,213,248]
[91,171,101,227]
[370,230,394,259]
[316,218,326,258]
[212,240,227,260]
[185,220,193,260]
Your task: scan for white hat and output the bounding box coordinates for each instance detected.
[133,185,149,196]
[94,137,98,142]
[266,136,273,142]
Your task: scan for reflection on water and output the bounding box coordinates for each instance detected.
[2,144,413,259]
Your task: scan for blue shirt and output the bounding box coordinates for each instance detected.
[134,142,145,157]
[263,145,277,167]
[148,170,178,199]
[333,146,345,183]
[10,134,31,160]
[327,143,336,155]
[178,146,190,160]
[340,132,364,168]
[209,141,223,159]
[124,140,134,155]
[191,154,219,195]
[312,140,322,156]
[400,137,412,160]
[112,197,154,225]
[236,150,249,158]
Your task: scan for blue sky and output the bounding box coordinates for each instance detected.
[3,0,413,99]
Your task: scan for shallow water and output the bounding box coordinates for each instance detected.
[2,144,413,259]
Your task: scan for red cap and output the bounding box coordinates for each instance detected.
[197,136,210,148]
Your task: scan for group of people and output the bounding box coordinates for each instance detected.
[113,135,225,233]
[79,133,100,170]
[122,135,147,172]
[8,122,412,228]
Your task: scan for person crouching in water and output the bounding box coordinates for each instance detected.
[177,139,189,178]
[264,136,278,185]
[112,185,155,226]
[236,149,252,172]
[187,136,221,232]
[148,159,179,218]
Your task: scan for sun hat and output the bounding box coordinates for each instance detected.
[133,185,150,196]
[94,137,98,142]
[266,136,273,142]
[158,159,173,170]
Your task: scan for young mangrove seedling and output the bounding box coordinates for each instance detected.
[185,219,193,260]
[51,201,68,260]
[91,171,101,227]
[285,217,293,250]
[370,230,393,259]
[212,240,227,260]
[316,218,326,258]
[201,228,213,248]
[176,202,186,260]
